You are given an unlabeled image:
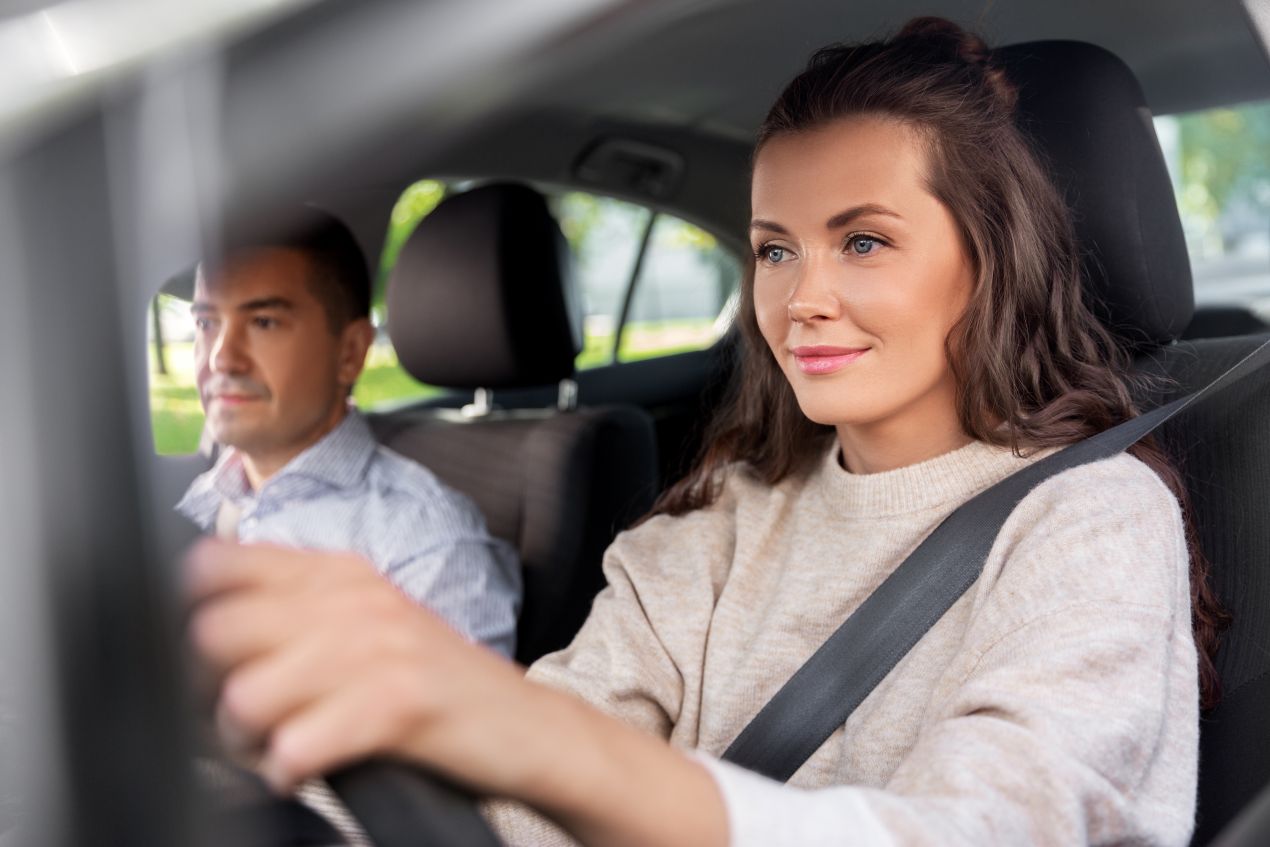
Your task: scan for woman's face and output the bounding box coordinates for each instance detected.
[751,116,975,444]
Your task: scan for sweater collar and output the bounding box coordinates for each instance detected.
[808,437,1051,518]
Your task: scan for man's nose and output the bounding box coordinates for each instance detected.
[209,323,249,374]
[787,256,843,323]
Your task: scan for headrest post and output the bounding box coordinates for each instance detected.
[557,378,578,412]
[461,387,493,419]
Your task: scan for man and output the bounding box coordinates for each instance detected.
[176,211,520,657]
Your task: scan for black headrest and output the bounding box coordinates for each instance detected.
[995,40,1194,348]
[387,183,582,389]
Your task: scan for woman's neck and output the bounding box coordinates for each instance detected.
[835,411,972,475]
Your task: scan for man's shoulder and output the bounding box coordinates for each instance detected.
[361,444,484,525]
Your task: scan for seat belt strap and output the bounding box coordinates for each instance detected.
[214,499,242,542]
[721,337,1270,782]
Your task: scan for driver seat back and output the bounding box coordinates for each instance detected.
[998,41,1270,845]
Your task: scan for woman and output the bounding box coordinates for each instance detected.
[189,18,1222,846]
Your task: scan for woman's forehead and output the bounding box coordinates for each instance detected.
[750,117,934,225]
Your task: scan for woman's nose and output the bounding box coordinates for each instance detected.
[787,258,842,323]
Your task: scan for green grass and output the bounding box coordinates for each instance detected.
[147,318,719,455]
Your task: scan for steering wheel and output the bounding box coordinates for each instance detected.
[203,758,503,846]
[327,761,502,847]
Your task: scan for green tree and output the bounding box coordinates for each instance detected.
[1177,103,1270,239]
[375,179,447,318]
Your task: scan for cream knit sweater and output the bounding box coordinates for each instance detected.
[486,439,1198,846]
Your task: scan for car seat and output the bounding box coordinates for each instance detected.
[997,41,1270,846]
[367,182,659,665]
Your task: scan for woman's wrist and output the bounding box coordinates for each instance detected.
[498,682,730,847]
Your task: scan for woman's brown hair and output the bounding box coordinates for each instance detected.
[652,17,1227,708]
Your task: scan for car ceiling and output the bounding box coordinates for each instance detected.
[527,0,1270,135]
[32,0,1258,287]
[387,0,1269,257]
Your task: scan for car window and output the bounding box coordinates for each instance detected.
[617,214,741,362]
[148,183,743,455]
[374,182,742,370]
[549,191,653,368]
[148,292,206,456]
[1154,100,1270,316]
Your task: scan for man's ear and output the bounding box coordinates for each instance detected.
[336,318,376,389]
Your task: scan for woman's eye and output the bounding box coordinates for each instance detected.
[848,235,880,256]
[756,244,792,264]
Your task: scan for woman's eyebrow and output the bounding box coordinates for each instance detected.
[826,204,904,230]
[750,219,788,235]
[750,205,904,236]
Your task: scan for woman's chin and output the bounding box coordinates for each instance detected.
[796,401,884,429]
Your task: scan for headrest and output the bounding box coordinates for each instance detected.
[995,41,1194,348]
[387,183,583,389]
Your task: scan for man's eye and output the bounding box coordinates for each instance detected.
[252,316,278,330]
[847,235,881,256]
[194,317,211,331]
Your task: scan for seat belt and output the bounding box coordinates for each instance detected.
[214,499,241,542]
[722,336,1270,783]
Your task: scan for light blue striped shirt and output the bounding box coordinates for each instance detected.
[176,410,521,657]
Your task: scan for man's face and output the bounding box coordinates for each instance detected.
[192,248,368,469]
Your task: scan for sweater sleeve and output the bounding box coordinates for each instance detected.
[698,455,1199,847]
[485,489,739,844]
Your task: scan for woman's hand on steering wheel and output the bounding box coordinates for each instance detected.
[185,538,534,797]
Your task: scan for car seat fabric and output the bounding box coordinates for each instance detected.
[1184,306,1270,340]
[997,40,1194,348]
[1134,335,1270,845]
[998,41,1270,844]
[372,182,658,664]
[369,408,655,663]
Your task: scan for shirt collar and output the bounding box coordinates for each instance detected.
[176,409,377,528]
[274,408,377,491]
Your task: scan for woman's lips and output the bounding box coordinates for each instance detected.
[791,345,870,375]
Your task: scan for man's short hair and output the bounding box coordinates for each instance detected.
[275,210,371,332]
[204,207,371,332]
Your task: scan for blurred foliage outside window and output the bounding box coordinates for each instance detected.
[1154,100,1270,314]
[618,213,740,361]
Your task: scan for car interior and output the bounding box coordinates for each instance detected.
[1,1,1268,845]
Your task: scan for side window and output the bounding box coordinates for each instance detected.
[549,192,741,368]
[550,192,653,368]
[1154,101,1270,315]
[148,290,203,456]
[618,215,740,362]
[371,186,742,374]
[147,183,746,455]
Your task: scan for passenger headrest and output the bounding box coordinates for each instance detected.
[387,182,583,389]
[995,40,1194,348]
